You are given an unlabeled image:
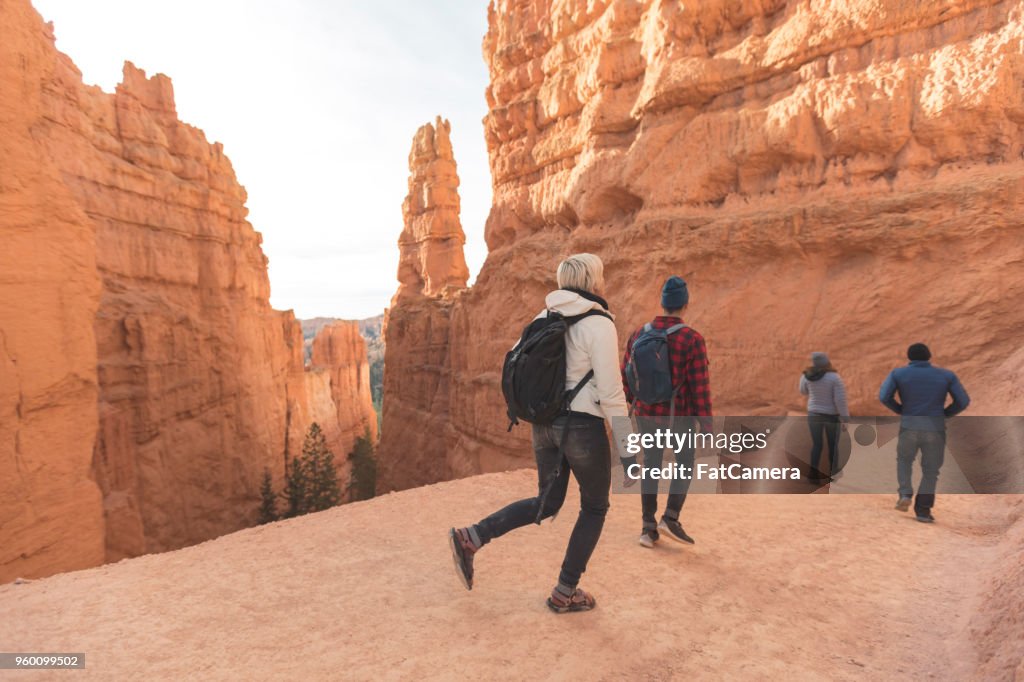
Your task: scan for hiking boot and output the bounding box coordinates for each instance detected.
[658,518,695,544]
[895,497,912,512]
[448,527,479,590]
[638,529,659,548]
[546,586,597,613]
[915,512,935,524]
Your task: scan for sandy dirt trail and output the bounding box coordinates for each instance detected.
[1,471,1020,681]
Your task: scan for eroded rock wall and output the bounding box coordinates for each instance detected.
[0,0,105,579]
[379,0,1024,491]
[378,298,457,492]
[0,0,377,579]
[34,53,310,559]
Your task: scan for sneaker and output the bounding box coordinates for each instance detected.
[895,497,912,512]
[658,518,695,544]
[916,512,935,524]
[638,529,658,548]
[448,527,478,590]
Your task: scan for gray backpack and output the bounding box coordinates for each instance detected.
[625,322,686,407]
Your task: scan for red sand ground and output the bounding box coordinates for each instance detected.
[1,471,1021,680]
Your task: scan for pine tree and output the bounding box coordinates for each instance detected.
[348,427,376,502]
[283,423,342,517]
[283,449,308,519]
[257,468,278,524]
[304,423,342,512]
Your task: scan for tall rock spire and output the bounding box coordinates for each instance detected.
[395,117,469,302]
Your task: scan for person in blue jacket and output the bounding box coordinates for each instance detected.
[879,343,970,523]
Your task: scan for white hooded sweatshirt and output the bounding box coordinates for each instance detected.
[534,289,629,423]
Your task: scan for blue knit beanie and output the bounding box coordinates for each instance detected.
[661,276,689,310]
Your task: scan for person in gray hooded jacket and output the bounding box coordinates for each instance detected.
[799,352,849,480]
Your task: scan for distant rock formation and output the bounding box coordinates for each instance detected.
[301,317,342,364]
[0,0,376,581]
[300,317,384,406]
[378,0,1024,493]
[307,321,379,462]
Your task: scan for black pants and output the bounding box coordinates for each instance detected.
[807,412,840,474]
[473,416,611,589]
[638,417,694,531]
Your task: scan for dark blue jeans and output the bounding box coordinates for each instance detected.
[896,429,946,513]
[638,416,694,531]
[808,412,840,474]
[473,415,611,589]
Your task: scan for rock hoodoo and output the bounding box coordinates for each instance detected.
[0,0,377,581]
[378,119,469,492]
[395,117,470,302]
[379,0,1024,492]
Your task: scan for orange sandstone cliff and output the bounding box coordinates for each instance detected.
[0,4,106,578]
[379,0,1024,491]
[0,0,376,580]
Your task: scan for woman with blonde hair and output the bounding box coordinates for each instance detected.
[449,253,628,613]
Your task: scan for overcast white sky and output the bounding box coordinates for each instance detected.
[33,0,492,320]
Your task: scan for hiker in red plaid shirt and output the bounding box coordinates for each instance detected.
[621,276,712,547]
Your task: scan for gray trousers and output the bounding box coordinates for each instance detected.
[896,429,946,514]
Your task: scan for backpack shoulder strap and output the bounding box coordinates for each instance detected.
[565,309,612,324]
[563,311,607,409]
[562,310,608,410]
[566,369,594,405]
[664,324,689,401]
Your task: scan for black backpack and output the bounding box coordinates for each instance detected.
[502,309,612,429]
[624,322,687,409]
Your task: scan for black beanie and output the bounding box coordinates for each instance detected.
[907,343,931,361]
